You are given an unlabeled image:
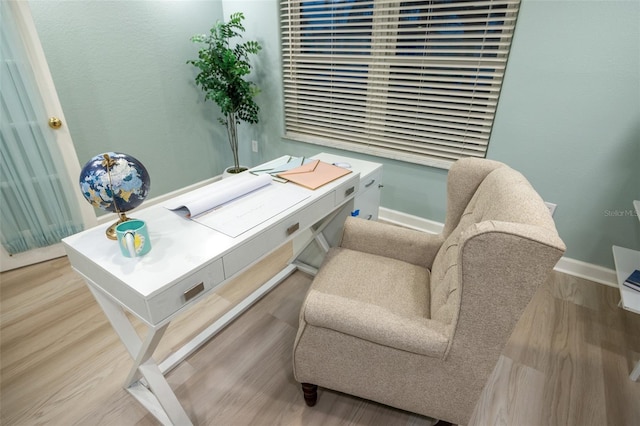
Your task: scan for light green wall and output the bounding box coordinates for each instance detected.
[487,0,640,269]
[29,0,227,200]
[236,0,640,269]
[31,0,639,269]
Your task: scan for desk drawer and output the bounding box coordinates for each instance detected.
[223,192,335,278]
[359,168,382,195]
[147,258,225,323]
[334,174,359,206]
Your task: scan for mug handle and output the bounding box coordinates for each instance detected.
[124,231,137,257]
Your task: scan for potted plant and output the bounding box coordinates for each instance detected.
[187,12,261,174]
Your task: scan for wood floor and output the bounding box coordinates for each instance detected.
[1,250,639,425]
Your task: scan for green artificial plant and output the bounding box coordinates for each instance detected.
[187,12,262,174]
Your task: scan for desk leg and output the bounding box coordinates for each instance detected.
[123,321,169,387]
[88,285,193,426]
[291,200,352,276]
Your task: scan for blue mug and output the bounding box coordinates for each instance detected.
[115,219,151,258]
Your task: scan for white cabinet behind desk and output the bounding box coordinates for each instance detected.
[353,162,383,221]
[313,153,383,221]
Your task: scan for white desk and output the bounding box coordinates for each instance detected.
[63,154,381,425]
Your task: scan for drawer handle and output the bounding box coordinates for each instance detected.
[364,179,376,188]
[287,222,300,236]
[183,282,205,302]
[345,186,355,197]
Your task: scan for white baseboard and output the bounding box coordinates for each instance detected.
[378,207,444,234]
[0,243,67,272]
[553,257,617,287]
[378,207,618,288]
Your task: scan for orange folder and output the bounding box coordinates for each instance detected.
[277,160,352,190]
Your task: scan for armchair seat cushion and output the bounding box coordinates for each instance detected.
[302,247,450,357]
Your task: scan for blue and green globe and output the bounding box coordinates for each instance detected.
[79,152,150,213]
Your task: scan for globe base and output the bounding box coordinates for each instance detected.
[106,213,132,240]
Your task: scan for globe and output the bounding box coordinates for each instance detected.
[79,152,150,213]
[79,152,150,239]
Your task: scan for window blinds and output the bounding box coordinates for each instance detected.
[281,0,521,168]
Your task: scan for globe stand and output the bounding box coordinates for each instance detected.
[102,153,134,240]
[105,212,132,240]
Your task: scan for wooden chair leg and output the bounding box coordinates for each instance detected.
[301,383,318,407]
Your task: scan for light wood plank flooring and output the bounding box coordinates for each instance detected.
[1,252,639,425]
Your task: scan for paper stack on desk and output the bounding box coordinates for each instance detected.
[277,159,351,190]
[164,173,311,237]
[164,174,273,218]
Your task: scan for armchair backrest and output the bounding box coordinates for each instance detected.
[441,158,506,238]
[429,159,566,361]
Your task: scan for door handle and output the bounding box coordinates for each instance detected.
[48,117,62,129]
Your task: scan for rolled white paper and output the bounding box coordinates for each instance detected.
[164,173,272,218]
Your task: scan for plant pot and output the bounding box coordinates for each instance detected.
[222,165,248,179]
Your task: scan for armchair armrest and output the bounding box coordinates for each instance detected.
[303,290,450,358]
[340,217,443,268]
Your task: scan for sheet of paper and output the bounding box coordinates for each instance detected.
[192,182,311,237]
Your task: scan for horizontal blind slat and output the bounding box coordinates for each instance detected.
[284,81,502,95]
[285,104,494,128]
[285,127,487,161]
[285,99,496,121]
[281,0,519,15]
[286,117,490,146]
[284,131,486,169]
[284,67,505,78]
[284,76,503,89]
[284,91,499,108]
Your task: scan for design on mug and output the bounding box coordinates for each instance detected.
[121,233,146,253]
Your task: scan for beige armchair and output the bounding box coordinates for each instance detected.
[292,158,566,425]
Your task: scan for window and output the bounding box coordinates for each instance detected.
[280,0,520,168]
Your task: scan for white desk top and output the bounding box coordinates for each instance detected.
[63,200,232,298]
